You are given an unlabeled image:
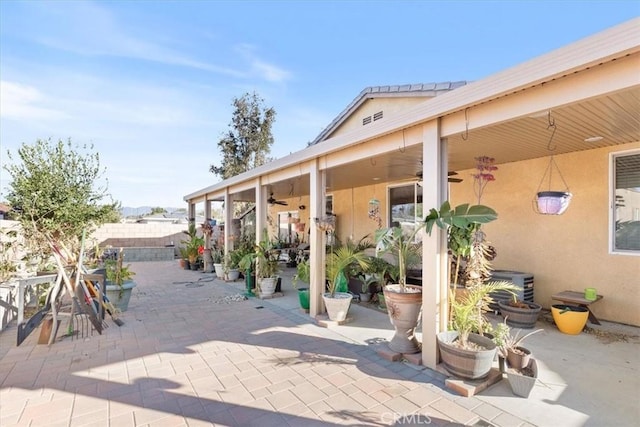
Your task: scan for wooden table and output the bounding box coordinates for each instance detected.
[551,290,603,325]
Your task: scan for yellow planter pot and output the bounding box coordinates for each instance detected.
[551,304,589,335]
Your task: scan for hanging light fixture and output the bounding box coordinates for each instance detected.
[533,112,573,215]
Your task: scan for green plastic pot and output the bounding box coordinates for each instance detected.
[297,288,310,310]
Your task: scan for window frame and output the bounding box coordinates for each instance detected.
[387,182,423,239]
[609,148,640,256]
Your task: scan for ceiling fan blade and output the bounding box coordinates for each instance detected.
[275,201,288,206]
[448,177,463,183]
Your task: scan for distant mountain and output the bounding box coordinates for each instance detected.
[120,206,186,218]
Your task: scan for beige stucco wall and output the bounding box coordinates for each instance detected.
[331,97,432,139]
[450,142,640,326]
[263,141,640,326]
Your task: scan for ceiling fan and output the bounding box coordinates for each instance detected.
[267,193,288,206]
[416,170,464,183]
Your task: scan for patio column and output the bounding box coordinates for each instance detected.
[255,177,267,246]
[224,189,235,254]
[204,198,211,249]
[188,202,196,225]
[309,158,326,317]
[421,119,449,369]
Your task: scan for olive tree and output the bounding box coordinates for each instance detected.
[4,138,118,257]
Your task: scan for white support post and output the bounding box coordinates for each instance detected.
[421,120,449,369]
[204,197,212,250]
[188,202,196,225]
[224,189,234,254]
[255,178,267,245]
[309,159,326,317]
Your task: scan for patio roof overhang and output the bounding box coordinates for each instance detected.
[184,18,640,205]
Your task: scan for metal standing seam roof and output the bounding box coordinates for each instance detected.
[309,81,469,145]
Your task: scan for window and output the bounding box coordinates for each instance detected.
[388,183,423,238]
[612,150,640,254]
[278,211,299,246]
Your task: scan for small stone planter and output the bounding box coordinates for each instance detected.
[506,358,538,398]
[322,292,352,321]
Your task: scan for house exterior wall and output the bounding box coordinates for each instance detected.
[450,142,640,326]
[331,97,432,139]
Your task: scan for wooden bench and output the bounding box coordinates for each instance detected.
[551,290,603,325]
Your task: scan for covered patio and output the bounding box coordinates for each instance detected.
[184,19,640,369]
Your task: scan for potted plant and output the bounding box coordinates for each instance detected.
[178,247,190,270]
[225,248,244,281]
[104,248,136,312]
[356,274,377,303]
[253,229,280,297]
[292,258,311,311]
[492,320,541,397]
[492,319,543,370]
[323,245,369,322]
[551,304,589,334]
[374,226,423,354]
[498,295,543,329]
[424,202,518,379]
[182,224,204,271]
[212,247,224,278]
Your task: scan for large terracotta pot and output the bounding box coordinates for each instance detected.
[322,292,352,321]
[383,284,422,354]
[437,331,497,380]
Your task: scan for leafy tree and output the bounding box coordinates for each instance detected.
[4,138,117,254]
[150,207,167,215]
[210,92,276,179]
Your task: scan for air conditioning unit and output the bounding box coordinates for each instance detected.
[489,270,534,311]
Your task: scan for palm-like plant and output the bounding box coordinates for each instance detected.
[374,226,422,291]
[449,280,517,348]
[325,246,370,297]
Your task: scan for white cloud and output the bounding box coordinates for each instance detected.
[0,80,70,121]
[235,44,292,83]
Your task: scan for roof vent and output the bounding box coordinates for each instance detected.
[362,116,372,125]
[373,111,383,121]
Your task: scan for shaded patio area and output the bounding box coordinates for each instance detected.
[0,261,638,426]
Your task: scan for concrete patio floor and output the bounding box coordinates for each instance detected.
[0,261,638,426]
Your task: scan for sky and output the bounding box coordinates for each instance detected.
[0,1,638,209]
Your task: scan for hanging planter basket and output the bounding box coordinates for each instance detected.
[533,114,573,215]
[535,191,573,215]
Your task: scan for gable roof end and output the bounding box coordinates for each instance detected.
[309,81,468,145]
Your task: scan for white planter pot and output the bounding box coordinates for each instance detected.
[214,263,224,278]
[226,269,240,281]
[322,292,353,321]
[258,277,277,296]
